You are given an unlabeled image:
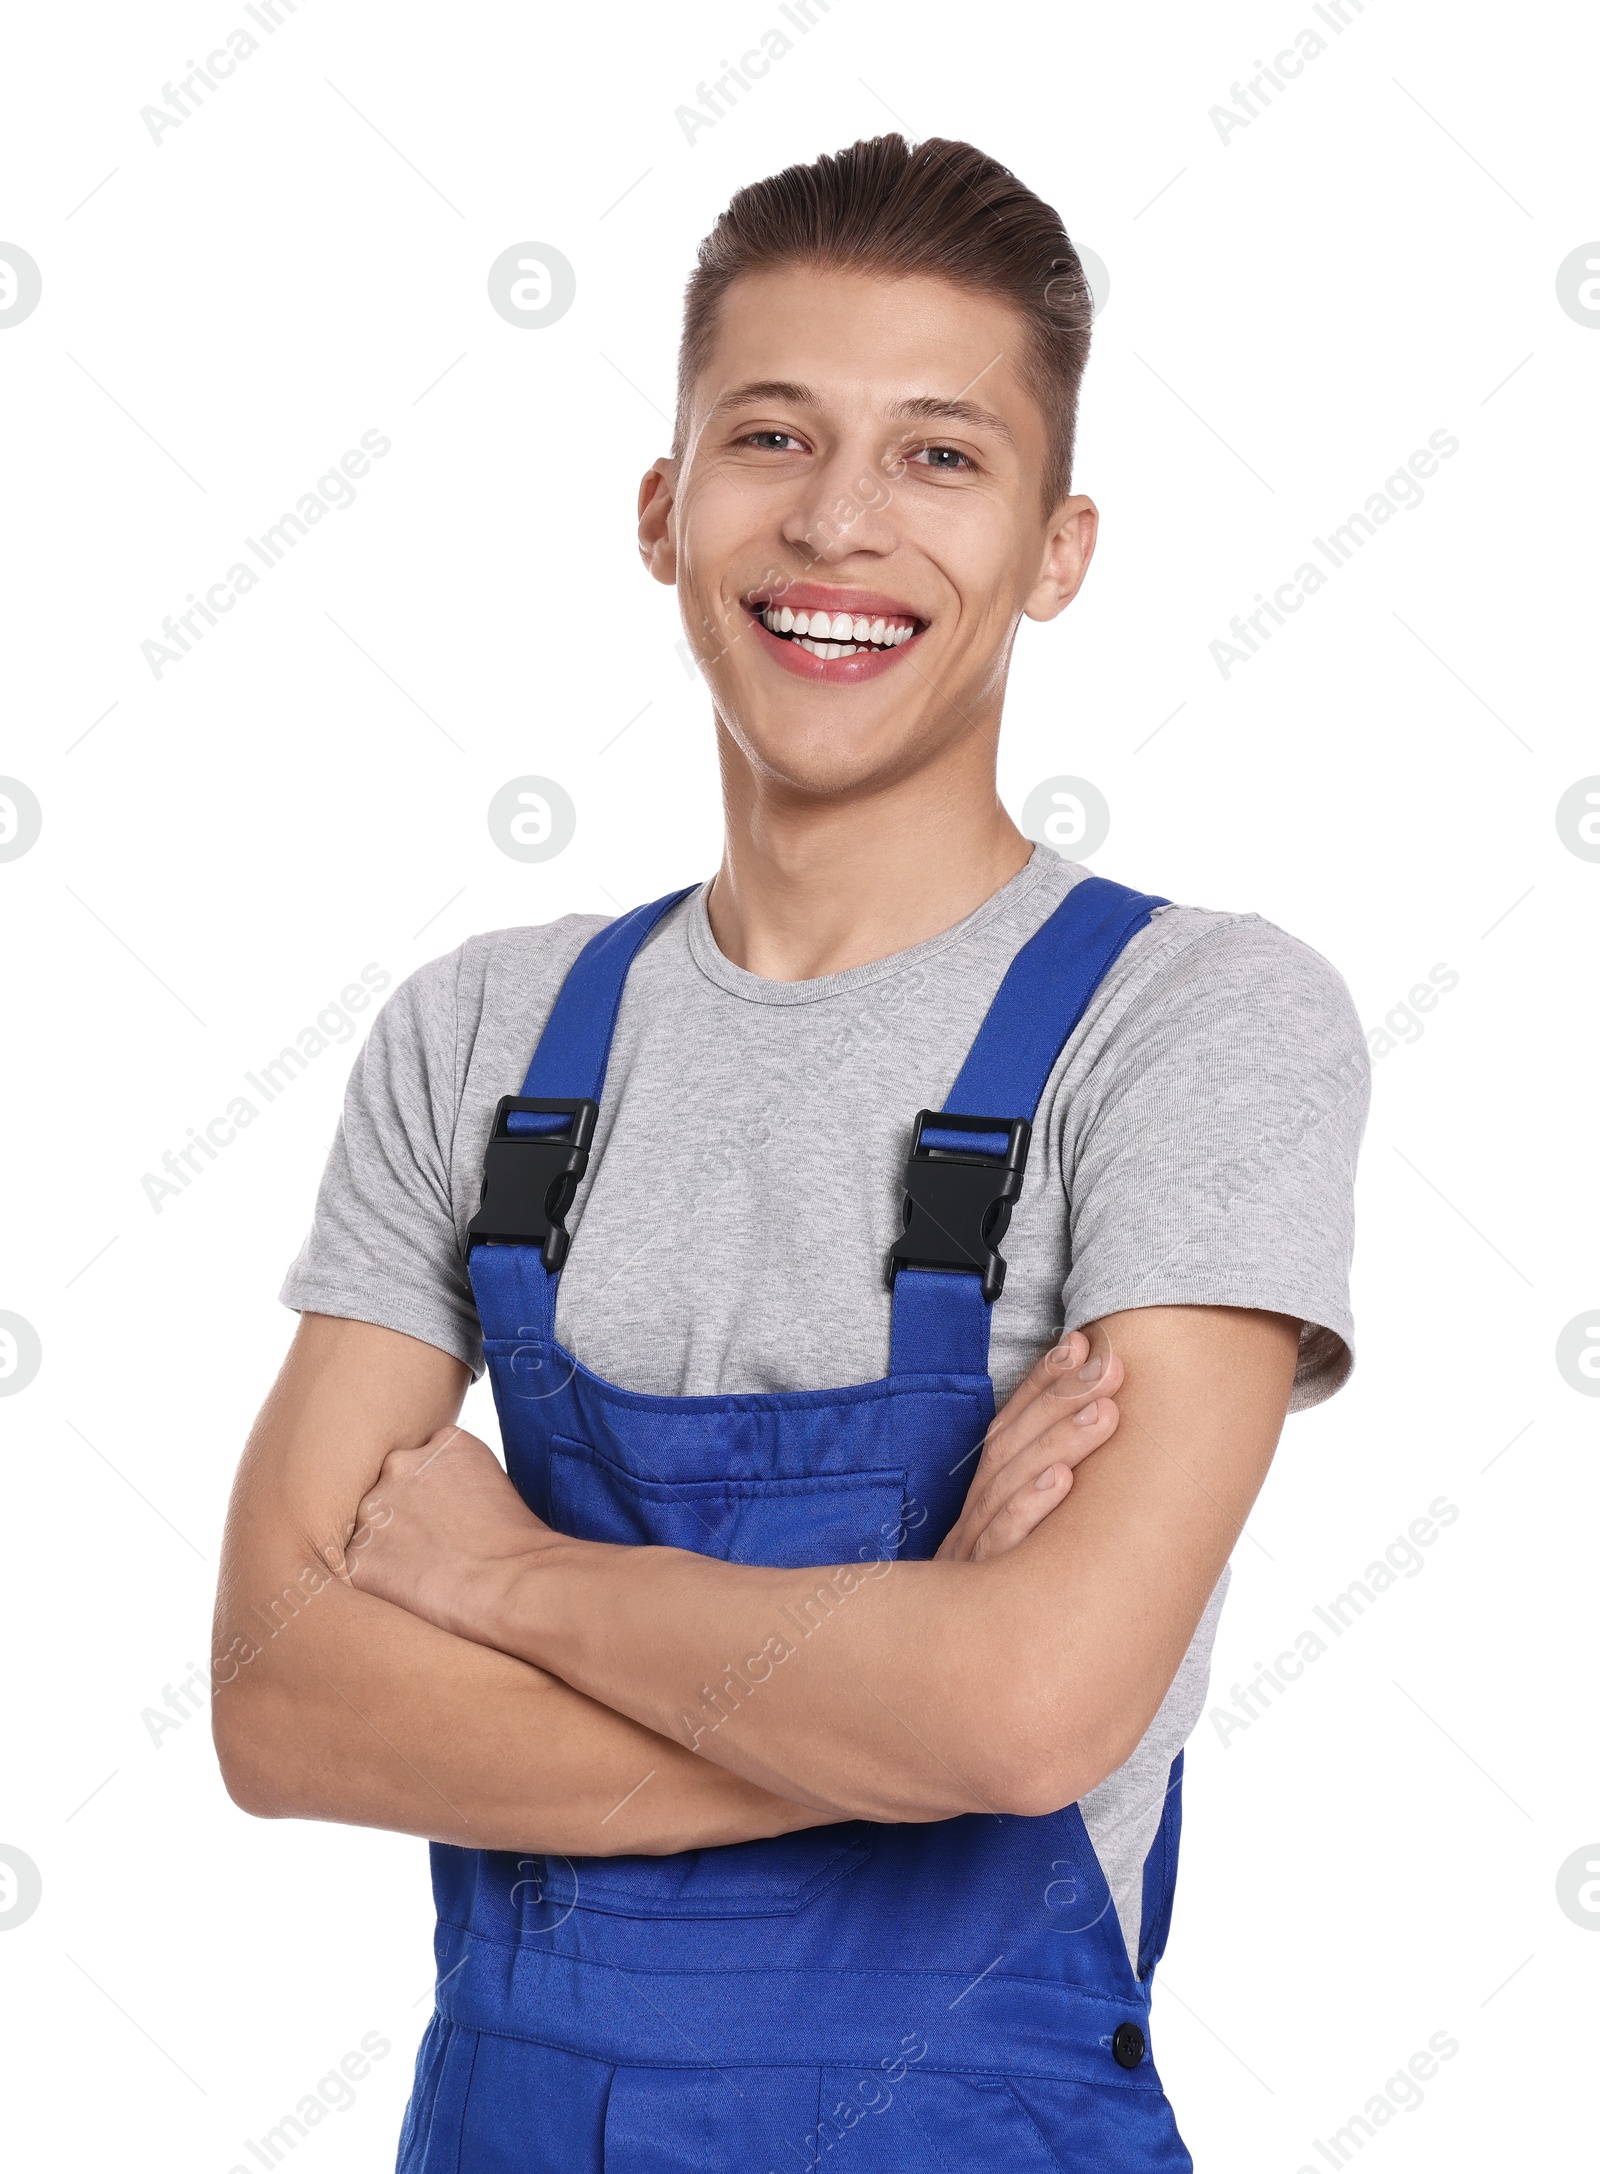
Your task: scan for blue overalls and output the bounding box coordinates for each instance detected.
[400,876,1195,2172]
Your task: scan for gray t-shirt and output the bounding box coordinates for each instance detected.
[282,847,1369,1966]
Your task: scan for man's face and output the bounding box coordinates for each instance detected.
[639,266,1095,798]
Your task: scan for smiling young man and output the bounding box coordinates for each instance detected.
[214,136,1369,2169]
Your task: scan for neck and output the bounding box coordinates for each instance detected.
[705,727,1033,981]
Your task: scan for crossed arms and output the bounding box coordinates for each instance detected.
[212,1305,1299,1852]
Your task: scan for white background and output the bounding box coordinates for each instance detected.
[2,1,1596,2167]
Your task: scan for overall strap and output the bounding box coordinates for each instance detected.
[517,887,697,1108]
[466,887,695,1343]
[888,875,1168,1378]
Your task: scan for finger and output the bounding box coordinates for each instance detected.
[981,1344,1123,1477]
[988,1331,1091,1437]
[976,1335,1092,1476]
[954,1396,1121,1557]
[940,1331,1119,1559]
[1051,1392,1123,1471]
[988,1334,1116,1453]
[967,1460,1075,1561]
[967,1425,1125,1565]
[983,1394,1118,1514]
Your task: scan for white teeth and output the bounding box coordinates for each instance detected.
[762,603,921,658]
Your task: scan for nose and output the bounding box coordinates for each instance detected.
[778,442,898,567]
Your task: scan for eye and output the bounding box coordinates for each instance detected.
[908,443,975,472]
[741,429,806,452]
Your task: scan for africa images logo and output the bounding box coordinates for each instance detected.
[1210,431,1459,678]
[140,432,391,680]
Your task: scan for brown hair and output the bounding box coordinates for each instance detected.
[675,133,1093,510]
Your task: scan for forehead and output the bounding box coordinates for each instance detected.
[688,266,1045,449]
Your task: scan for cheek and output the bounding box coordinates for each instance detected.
[899,506,1024,641]
[677,469,784,584]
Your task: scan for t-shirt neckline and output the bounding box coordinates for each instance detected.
[680,845,1071,1008]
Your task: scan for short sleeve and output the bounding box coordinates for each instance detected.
[278,948,482,1371]
[1059,917,1370,1411]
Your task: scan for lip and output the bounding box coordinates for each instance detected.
[745,582,926,624]
[741,582,929,687]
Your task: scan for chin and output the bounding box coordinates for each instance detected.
[715,686,925,798]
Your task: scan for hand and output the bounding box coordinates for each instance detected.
[336,1426,559,1641]
[936,1329,1123,1563]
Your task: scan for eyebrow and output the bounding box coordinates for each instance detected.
[890,394,1015,447]
[709,379,818,417]
[709,381,1015,446]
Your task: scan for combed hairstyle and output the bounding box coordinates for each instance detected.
[674,133,1094,511]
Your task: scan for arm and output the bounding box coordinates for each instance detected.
[350,1304,1297,1823]
[214,1312,1115,1848]
[212,1312,845,1854]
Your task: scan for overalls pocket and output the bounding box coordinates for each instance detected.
[522,1826,875,1920]
[549,1436,912,1567]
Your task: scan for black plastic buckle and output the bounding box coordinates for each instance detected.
[464,1096,598,1270]
[886,1110,1032,1304]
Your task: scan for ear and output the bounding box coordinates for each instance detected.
[637,459,679,586]
[1022,495,1098,623]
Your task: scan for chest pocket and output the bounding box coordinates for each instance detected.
[540,1436,908,1918]
[549,1437,910,1567]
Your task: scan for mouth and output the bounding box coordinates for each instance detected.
[742,588,928,683]
[750,600,923,660]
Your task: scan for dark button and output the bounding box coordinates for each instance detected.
[1111,2022,1146,2070]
